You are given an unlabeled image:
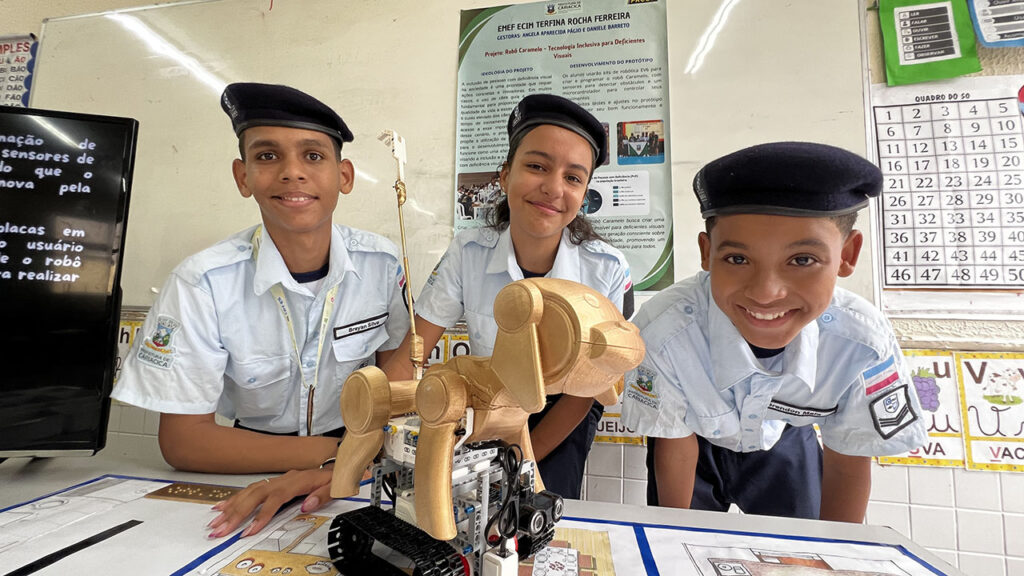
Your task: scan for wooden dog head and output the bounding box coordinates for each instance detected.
[490,278,644,413]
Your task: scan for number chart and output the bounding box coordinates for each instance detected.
[874,87,1024,289]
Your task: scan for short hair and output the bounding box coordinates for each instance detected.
[704,211,859,238]
[237,131,342,162]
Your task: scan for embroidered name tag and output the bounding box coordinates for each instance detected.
[334,312,388,340]
[869,384,918,439]
[768,399,838,418]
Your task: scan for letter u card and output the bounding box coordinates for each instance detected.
[879,349,966,467]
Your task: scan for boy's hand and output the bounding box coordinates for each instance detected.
[207,468,334,538]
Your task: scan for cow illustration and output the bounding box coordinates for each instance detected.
[983,370,1023,405]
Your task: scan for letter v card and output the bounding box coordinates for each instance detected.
[956,351,1024,472]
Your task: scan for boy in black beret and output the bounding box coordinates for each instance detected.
[113,83,410,511]
[622,141,926,522]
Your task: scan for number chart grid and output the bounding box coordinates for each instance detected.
[875,97,1024,288]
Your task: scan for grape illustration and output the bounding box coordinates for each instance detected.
[912,368,940,412]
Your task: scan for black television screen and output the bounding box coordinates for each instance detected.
[0,105,137,457]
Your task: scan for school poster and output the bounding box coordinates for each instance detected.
[0,34,35,107]
[455,0,674,291]
[879,349,965,467]
[956,351,1024,472]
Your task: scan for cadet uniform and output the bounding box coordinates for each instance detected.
[413,94,634,498]
[114,224,409,435]
[417,226,632,498]
[623,271,925,516]
[112,82,411,437]
[417,226,631,357]
[621,141,927,518]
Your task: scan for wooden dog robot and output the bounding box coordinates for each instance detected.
[329,277,644,542]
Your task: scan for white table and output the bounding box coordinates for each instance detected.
[0,452,963,575]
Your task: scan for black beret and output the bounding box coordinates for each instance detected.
[692,142,882,218]
[221,82,353,148]
[508,93,608,166]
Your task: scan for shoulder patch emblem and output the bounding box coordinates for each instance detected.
[625,365,660,410]
[869,384,918,439]
[426,255,445,286]
[137,315,181,370]
[863,354,901,395]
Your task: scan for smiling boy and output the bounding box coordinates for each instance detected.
[621,142,926,522]
[112,83,409,474]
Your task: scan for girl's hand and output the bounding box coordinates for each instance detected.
[207,467,334,538]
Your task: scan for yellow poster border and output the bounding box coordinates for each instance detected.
[878,349,965,468]
[955,351,1024,473]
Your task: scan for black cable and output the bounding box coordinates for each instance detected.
[5,520,142,576]
[485,443,522,556]
[382,470,396,501]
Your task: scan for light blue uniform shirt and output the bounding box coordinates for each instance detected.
[112,224,410,435]
[621,272,926,457]
[416,227,631,355]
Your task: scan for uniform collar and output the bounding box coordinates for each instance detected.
[484,227,581,281]
[707,298,819,393]
[252,224,357,296]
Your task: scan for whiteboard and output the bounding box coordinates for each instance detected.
[31,0,870,306]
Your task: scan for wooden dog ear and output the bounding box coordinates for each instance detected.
[490,280,546,413]
[588,320,645,372]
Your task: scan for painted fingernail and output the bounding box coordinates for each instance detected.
[301,496,319,513]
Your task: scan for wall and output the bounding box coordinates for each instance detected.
[2,1,1021,575]
[14,0,874,307]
